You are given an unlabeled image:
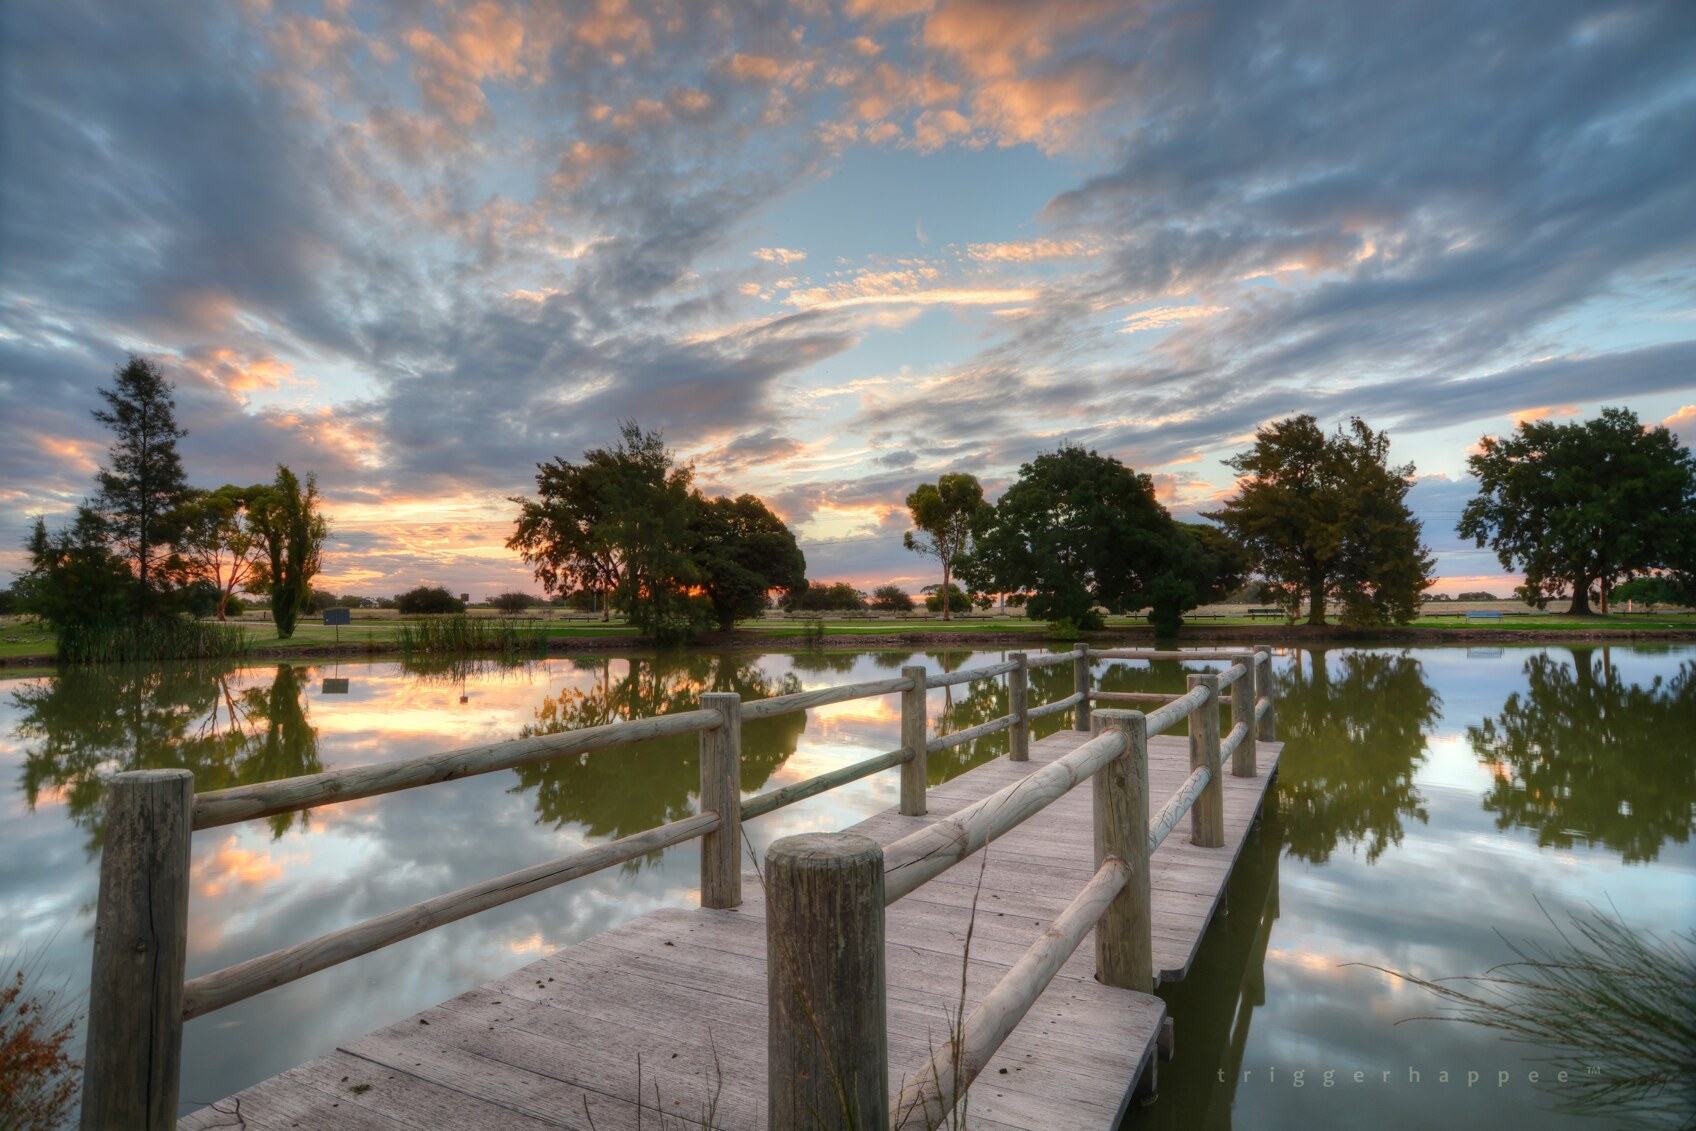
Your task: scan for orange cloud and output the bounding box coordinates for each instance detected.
[195,837,305,898]
[1660,404,1696,439]
[1509,405,1580,426]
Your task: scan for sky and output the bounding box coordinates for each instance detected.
[3,0,1695,602]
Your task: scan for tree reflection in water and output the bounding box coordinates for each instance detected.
[14,663,321,851]
[1468,649,1696,863]
[1273,649,1443,864]
[509,655,805,840]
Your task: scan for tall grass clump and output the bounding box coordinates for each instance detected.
[1,945,82,1131]
[1360,904,1696,1129]
[56,615,250,664]
[396,615,543,660]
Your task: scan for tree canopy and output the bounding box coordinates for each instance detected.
[89,355,193,619]
[1209,415,1433,626]
[175,485,265,621]
[903,473,988,620]
[247,467,329,639]
[1457,407,1696,614]
[965,443,1217,633]
[509,423,805,640]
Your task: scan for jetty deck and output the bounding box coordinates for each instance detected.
[179,727,1280,1130]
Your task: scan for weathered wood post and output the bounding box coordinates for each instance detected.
[699,692,742,909]
[1072,645,1092,732]
[1091,711,1153,992]
[1187,673,1224,848]
[1255,648,1277,741]
[767,833,889,1131]
[81,769,194,1131]
[1230,652,1257,777]
[1008,652,1030,762]
[900,666,928,815]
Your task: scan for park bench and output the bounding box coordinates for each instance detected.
[1465,610,1504,621]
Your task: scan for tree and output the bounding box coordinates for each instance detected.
[19,511,133,638]
[1613,574,1688,609]
[966,444,1201,631]
[1458,407,1696,615]
[1177,522,1253,606]
[1210,415,1433,626]
[783,581,865,612]
[691,493,806,631]
[175,485,265,621]
[868,584,914,612]
[395,586,466,614]
[486,591,540,613]
[89,355,193,620]
[922,582,969,614]
[246,467,329,639]
[903,474,988,620]
[509,422,702,639]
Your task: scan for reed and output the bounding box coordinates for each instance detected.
[395,615,544,659]
[56,616,250,664]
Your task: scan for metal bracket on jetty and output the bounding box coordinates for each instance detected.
[83,644,1284,1131]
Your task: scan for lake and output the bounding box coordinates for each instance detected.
[3,644,1692,1128]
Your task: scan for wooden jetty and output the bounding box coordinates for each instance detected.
[78,647,1283,1131]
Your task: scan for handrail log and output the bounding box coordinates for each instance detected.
[1024,650,1084,669]
[192,709,723,830]
[1091,650,1250,661]
[181,811,721,1020]
[1143,684,1210,735]
[925,660,1018,688]
[741,747,913,820]
[1256,697,1271,723]
[1026,692,1084,720]
[1219,721,1249,763]
[882,730,1126,904]
[741,676,914,721]
[1090,691,1182,703]
[890,858,1131,1130]
[1148,765,1212,854]
[925,712,1017,755]
[1215,662,1247,691]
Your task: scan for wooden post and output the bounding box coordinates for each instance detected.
[1187,673,1224,848]
[900,666,927,815]
[1256,648,1277,741]
[1008,652,1030,762]
[81,769,194,1131]
[1092,710,1152,992]
[1231,652,1257,777]
[699,692,742,909]
[767,833,889,1131]
[1072,645,1092,732]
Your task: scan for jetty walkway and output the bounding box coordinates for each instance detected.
[77,647,1283,1131]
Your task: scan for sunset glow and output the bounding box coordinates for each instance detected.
[4,2,1694,596]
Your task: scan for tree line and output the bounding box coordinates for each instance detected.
[15,357,329,659]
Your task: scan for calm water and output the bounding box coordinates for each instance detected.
[2,645,1692,1128]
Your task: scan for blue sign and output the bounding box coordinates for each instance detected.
[323,608,351,626]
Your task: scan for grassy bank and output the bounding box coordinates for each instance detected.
[4,604,1694,666]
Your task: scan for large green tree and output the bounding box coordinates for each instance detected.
[510,423,799,641]
[966,444,1204,631]
[691,493,806,631]
[903,473,988,620]
[175,485,265,621]
[1209,415,1433,626]
[1457,407,1696,614]
[89,355,194,621]
[247,467,329,639]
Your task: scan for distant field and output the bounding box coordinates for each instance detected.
[3,599,1692,662]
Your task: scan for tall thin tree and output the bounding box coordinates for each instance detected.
[90,355,192,622]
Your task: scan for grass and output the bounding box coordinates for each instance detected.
[1356,903,1696,1129]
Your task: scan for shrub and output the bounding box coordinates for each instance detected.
[868,584,914,612]
[394,586,467,615]
[0,959,80,1131]
[486,591,540,613]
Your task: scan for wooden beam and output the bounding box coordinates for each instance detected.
[699,692,742,910]
[743,747,912,820]
[767,833,889,1131]
[900,666,927,816]
[925,712,1016,754]
[1187,673,1225,848]
[1092,711,1153,992]
[1143,683,1210,735]
[742,676,913,721]
[1073,646,1092,732]
[1008,652,1030,762]
[81,770,193,1131]
[1026,691,1084,720]
[1231,651,1258,776]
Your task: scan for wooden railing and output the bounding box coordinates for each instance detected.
[80,644,1276,1131]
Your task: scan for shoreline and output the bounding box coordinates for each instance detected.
[5,621,1695,669]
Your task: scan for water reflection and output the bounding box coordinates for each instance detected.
[512,655,805,838]
[1272,650,1442,864]
[14,663,322,849]
[1467,648,1696,863]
